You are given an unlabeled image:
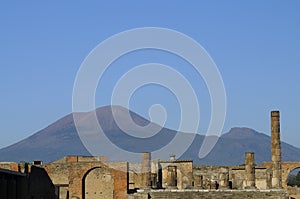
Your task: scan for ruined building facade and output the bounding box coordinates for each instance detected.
[1,111,300,199]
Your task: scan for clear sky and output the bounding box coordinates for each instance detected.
[0,1,300,149]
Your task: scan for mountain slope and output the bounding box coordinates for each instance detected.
[1,106,300,166]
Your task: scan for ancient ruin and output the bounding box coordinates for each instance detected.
[1,111,300,199]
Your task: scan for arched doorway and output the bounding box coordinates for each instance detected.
[286,168,300,187]
[286,167,300,199]
[281,162,300,188]
[82,167,114,199]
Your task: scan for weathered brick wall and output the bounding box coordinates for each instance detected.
[84,167,114,198]
[44,156,128,199]
[67,162,128,199]
[108,162,128,199]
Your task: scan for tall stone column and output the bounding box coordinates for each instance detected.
[244,152,256,189]
[141,152,151,189]
[271,111,282,188]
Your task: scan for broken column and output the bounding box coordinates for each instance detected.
[244,152,256,189]
[141,152,151,189]
[271,111,282,188]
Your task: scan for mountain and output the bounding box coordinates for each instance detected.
[1,106,300,166]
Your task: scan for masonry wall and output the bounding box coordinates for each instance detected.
[193,166,229,189]
[0,162,19,172]
[0,166,56,199]
[45,156,128,199]
[128,163,141,190]
[159,161,193,189]
[84,167,114,199]
[28,166,56,199]
[132,190,288,199]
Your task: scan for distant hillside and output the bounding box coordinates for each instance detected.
[0,106,300,166]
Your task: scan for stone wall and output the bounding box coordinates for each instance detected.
[159,160,193,189]
[129,162,141,190]
[133,189,288,199]
[45,156,128,199]
[286,187,300,199]
[193,166,229,189]
[28,166,56,199]
[0,162,19,172]
[0,166,56,199]
[84,167,114,199]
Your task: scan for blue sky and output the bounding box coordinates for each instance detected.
[0,1,300,149]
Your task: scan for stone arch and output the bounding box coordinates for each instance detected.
[82,166,114,199]
[281,162,300,188]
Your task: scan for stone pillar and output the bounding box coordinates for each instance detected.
[244,152,256,189]
[167,166,177,189]
[141,152,151,189]
[271,111,282,188]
